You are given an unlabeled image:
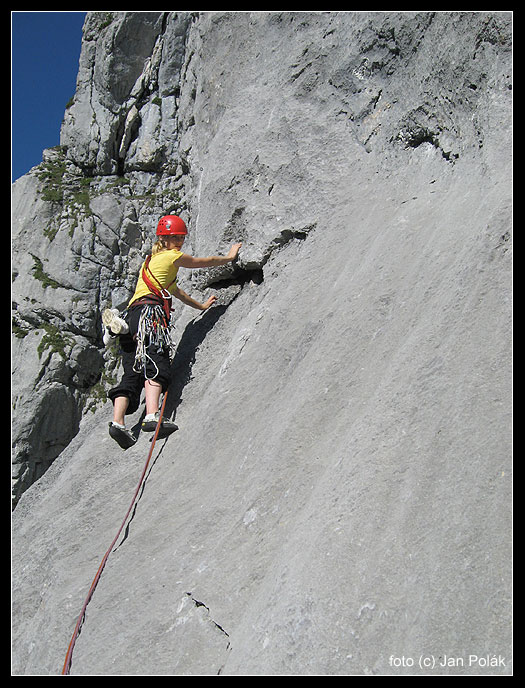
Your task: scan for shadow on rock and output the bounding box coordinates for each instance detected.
[164,304,228,421]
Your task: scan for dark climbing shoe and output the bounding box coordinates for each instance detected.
[141,412,178,438]
[108,422,137,450]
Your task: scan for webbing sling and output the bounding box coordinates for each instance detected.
[141,255,176,321]
[61,392,169,675]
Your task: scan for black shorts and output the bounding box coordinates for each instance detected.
[107,304,172,415]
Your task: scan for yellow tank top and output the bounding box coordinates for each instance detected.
[128,249,183,307]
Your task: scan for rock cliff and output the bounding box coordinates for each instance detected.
[12,11,512,675]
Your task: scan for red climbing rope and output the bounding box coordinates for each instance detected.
[61,393,169,675]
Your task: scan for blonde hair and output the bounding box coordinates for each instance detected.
[151,238,170,255]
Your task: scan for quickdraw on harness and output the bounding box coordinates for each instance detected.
[132,256,177,377]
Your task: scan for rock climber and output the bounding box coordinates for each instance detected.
[103,214,242,449]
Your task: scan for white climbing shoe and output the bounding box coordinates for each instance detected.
[102,308,129,336]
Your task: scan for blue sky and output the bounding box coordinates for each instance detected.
[11,11,86,182]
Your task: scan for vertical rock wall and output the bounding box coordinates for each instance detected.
[12,11,512,675]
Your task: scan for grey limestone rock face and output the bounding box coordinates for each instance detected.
[12,11,511,676]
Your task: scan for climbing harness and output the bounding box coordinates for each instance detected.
[61,392,169,676]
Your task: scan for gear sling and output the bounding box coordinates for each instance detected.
[140,254,176,320]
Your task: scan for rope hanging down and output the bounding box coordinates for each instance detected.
[61,392,169,675]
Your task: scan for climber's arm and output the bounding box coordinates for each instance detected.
[176,243,242,269]
[172,285,216,311]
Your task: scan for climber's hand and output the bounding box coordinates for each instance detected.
[227,243,242,261]
[201,295,217,310]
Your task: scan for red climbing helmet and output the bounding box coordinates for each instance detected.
[156,214,188,236]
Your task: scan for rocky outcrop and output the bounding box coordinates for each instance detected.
[12,11,512,675]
